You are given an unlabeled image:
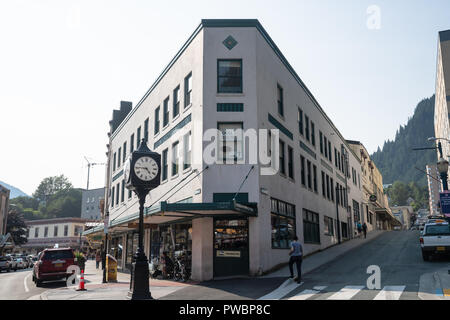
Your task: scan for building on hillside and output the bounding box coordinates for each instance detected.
[347,141,401,233]
[0,184,10,236]
[390,206,413,230]
[434,30,450,175]
[80,187,105,220]
[23,218,95,254]
[84,19,365,281]
[426,164,442,215]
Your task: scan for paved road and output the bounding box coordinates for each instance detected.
[0,267,67,300]
[281,230,450,300]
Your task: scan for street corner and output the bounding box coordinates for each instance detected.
[418,269,450,300]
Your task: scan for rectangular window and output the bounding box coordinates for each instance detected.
[311,121,315,146]
[303,209,320,244]
[338,151,341,171]
[328,141,332,162]
[307,160,312,189]
[353,200,360,222]
[326,175,330,200]
[336,183,340,205]
[319,131,323,154]
[172,141,179,176]
[277,84,284,116]
[173,86,180,118]
[271,198,296,249]
[330,178,334,202]
[324,216,334,236]
[64,225,68,237]
[218,60,242,93]
[54,226,58,237]
[130,134,135,153]
[123,142,127,163]
[113,152,116,171]
[324,137,328,158]
[298,108,303,135]
[115,184,119,205]
[313,165,318,193]
[288,146,294,179]
[163,97,169,127]
[121,180,125,203]
[111,186,114,207]
[334,148,338,168]
[118,147,121,167]
[162,148,168,181]
[305,115,310,141]
[300,155,306,186]
[183,131,191,170]
[44,227,48,238]
[218,122,243,163]
[154,107,160,135]
[35,228,39,238]
[137,127,141,148]
[184,72,193,107]
[279,140,285,175]
[321,171,326,197]
[144,118,149,142]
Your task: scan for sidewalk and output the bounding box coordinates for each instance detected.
[40,260,196,300]
[261,230,385,278]
[418,267,450,300]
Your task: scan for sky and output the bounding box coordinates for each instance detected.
[1,0,449,196]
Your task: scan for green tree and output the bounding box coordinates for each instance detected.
[6,210,28,245]
[33,175,73,203]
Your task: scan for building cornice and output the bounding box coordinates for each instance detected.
[25,217,94,226]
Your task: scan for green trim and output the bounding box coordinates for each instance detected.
[217,103,244,112]
[300,141,316,160]
[112,170,123,182]
[268,113,293,140]
[336,172,346,184]
[321,159,333,173]
[154,114,192,149]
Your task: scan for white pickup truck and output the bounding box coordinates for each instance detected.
[420,220,450,261]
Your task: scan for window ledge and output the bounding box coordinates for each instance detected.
[216,93,245,97]
[172,114,180,122]
[184,103,192,112]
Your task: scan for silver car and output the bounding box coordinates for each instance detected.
[15,258,25,269]
[0,256,17,272]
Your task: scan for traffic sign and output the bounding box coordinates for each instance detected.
[439,192,450,215]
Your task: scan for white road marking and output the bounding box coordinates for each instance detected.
[24,273,31,292]
[327,285,365,300]
[258,279,304,300]
[373,286,406,300]
[289,286,328,300]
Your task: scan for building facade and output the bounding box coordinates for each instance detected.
[390,206,413,230]
[0,183,10,236]
[347,141,400,233]
[426,164,442,215]
[23,218,92,254]
[85,19,372,281]
[81,187,104,220]
[434,30,450,172]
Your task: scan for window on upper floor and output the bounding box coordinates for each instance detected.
[54,226,58,237]
[184,72,193,107]
[183,131,191,170]
[172,141,179,176]
[298,108,303,135]
[279,140,285,175]
[144,118,149,143]
[319,131,323,154]
[154,107,160,135]
[113,152,116,171]
[311,121,315,146]
[137,127,141,148]
[123,142,127,163]
[173,86,180,118]
[218,60,242,93]
[218,122,243,163]
[287,146,294,179]
[163,96,170,127]
[35,227,39,238]
[130,134,135,153]
[305,115,310,141]
[118,147,121,167]
[277,84,284,116]
[162,148,168,181]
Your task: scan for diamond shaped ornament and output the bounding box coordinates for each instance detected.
[223,36,238,50]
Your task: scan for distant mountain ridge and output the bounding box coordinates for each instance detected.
[0,180,30,199]
[370,95,436,187]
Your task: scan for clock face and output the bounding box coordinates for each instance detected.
[134,156,159,181]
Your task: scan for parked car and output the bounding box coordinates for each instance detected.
[420,221,450,261]
[15,258,26,269]
[32,248,76,287]
[0,256,18,272]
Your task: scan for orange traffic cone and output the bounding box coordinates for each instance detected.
[76,269,87,291]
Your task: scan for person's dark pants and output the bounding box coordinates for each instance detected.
[363,230,367,239]
[96,261,100,269]
[289,256,302,281]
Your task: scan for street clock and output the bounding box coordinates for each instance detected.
[369,194,377,202]
[124,139,161,192]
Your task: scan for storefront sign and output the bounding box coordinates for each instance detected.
[216,250,241,258]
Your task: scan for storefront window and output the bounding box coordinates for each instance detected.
[214,219,248,251]
[270,198,296,249]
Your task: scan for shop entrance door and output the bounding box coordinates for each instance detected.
[213,218,249,277]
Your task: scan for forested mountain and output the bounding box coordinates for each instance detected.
[370,96,436,187]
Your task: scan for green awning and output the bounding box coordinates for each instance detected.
[83,201,257,236]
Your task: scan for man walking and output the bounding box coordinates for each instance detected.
[362,222,368,239]
[289,236,303,284]
[95,250,101,269]
[357,222,362,238]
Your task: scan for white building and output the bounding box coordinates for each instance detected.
[81,187,105,221]
[85,19,364,281]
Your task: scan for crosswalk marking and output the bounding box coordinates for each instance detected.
[373,286,405,300]
[327,286,365,300]
[289,286,327,300]
[258,279,303,300]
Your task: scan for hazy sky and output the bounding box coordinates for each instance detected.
[1,0,449,195]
